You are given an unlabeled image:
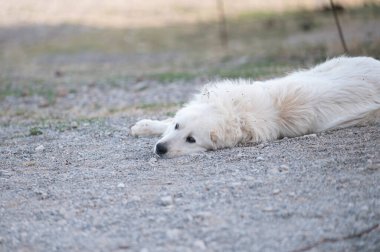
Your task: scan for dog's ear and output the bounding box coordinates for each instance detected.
[210,130,218,146]
[210,119,242,149]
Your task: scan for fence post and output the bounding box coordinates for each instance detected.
[217,0,228,52]
[330,0,348,54]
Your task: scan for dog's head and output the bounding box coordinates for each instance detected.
[154,103,242,157]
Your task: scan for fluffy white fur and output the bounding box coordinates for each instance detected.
[131,56,380,157]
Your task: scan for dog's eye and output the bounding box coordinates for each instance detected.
[186,136,196,143]
[175,123,179,130]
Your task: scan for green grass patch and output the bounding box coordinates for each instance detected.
[210,60,296,80]
[0,78,56,103]
[29,127,43,136]
[344,3,380,18]
[29,117,104,133]
[136,102,182,111]
[104,72,197,87]
[214,66,276,79]
[136,103,165,110]
[165,111,176,117]
[0,82,23,99]
[148,72,196,83]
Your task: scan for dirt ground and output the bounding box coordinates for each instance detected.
[1,97,379,252]
[1,1,380,251]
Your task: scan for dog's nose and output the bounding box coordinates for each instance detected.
[155,143,167,155]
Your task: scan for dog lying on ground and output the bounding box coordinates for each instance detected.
[131,56,380,157]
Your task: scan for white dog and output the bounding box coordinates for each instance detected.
[131,56,380,157]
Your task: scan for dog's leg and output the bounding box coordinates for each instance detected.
[130,118,173,137]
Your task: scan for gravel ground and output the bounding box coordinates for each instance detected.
[1,94,379,251]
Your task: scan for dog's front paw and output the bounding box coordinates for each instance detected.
[130,119,157,137]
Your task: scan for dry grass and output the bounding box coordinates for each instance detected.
[0,1,379,122]
[0,0,372,28]
[1,3,378,74]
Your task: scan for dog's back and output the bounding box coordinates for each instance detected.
[271,56,380,133]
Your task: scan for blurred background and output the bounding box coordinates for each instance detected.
[1,0,380,124]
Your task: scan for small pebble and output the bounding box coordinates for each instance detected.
[262,206,276,212]
[35,190,48,200]
[243,175,255,181]
[279,164,289,172]
[273,189,281,195]
[288,192,296,197]
[0,170,11,177]
[367,162,380,170]
[194,239,206,250]
[230,182,242,187]
[361,205,369,212]
[256,156,265,161]
[366,158,380,169]
[117,183,125,188]
[130,196,141,202]
[70,121,78,128]
[149,157,158,166]
[194,211,213,220]
[35,145,45,152]
[166,229,180,239]
[23,161,36,167]
[237,152,244,158]
[302,133,317,138]
[57,219,67,226]
[367,159,372,166]
[159,195,173,206]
